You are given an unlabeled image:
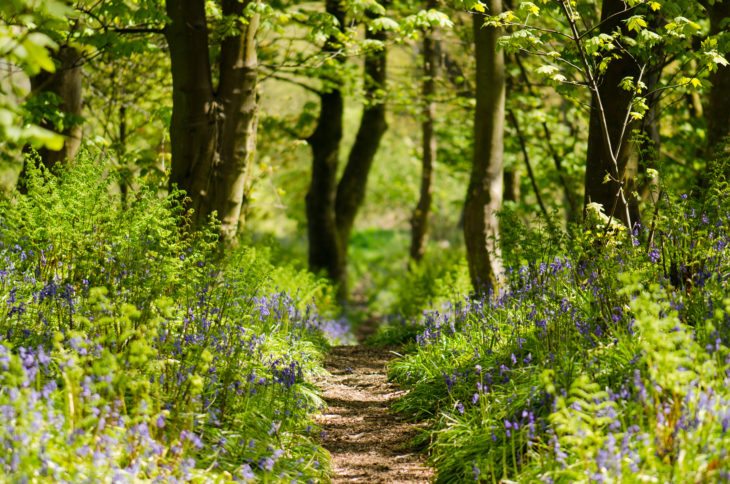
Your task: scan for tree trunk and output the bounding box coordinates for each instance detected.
[165,0,259,241]
[636,66,662,204]
[118,105,130,207]
[410,19,437,262]
[583,0,640,227]
[335,26,388,261]
[306,0,347,290]
[463,4,505,294]
[503,169,520,203]
[18,46,83,191]
[706,0,730,172]
[210,0,259,242]
[165,0,217,219]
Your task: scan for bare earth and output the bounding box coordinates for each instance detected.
[314,345,434,483]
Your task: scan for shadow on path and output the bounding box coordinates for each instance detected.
[314,345,433,483]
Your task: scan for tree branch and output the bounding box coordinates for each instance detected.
[260,72,322,95]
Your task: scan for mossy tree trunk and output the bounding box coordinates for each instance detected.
[335,24,388,268]
[306,0,348,292]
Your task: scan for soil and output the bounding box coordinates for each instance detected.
[314,345,434,483]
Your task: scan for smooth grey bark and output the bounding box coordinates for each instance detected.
[165,0,217,215]
[463,3,505,294]
[210,1,260,241]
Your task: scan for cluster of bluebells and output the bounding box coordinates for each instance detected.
[0,340,210,481]
[391,199,730,482]
[0,247,333,480]
[253,292,352,343]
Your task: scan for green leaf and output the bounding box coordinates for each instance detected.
[625,15,648,33]
[536,64,558,76]
[518,2,540,15]
[369,17,399,33]
[619,76,634,91]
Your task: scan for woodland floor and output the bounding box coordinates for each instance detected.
[314,322,434,483]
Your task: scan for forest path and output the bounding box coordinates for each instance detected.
[314,342,433,483]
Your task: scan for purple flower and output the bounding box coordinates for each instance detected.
[240,463,255,480]
[259,457,275,471]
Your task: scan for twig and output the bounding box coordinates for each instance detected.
[507,109,551,223]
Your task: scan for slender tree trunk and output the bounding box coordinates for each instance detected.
[165,0,217,218]
[410,18,437,262]
[512,54,577,222]
[306,0,347,289]
[118,105,130,207]
[18,46,83,191]
[706,0,730,172]
[463,3,505,294]
[502,169,519,203]
[583,0,640,227]
[210,1,259,242]
[636,66,662,204]
[335,26,388,258]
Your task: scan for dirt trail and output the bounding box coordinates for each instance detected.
[314,345,434,483]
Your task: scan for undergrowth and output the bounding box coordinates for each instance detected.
[0,152,342,481]
[388,181,730,482]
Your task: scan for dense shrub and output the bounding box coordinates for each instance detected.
[389,182,730,482]
[0,153,340,481]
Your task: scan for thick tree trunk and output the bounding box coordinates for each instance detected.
[335,26,388,259]
[307,90,345,285]
[410,22,437,262]
[706,0,730,172]
[18,46,83,191]
[584,0,640,227]
[306,0,347,289]
[463,4,505,294]
[165,0,259,241]
[165,0,217,219]
[210,1,259,242]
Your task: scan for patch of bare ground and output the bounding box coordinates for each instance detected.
[314,345,433,483]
